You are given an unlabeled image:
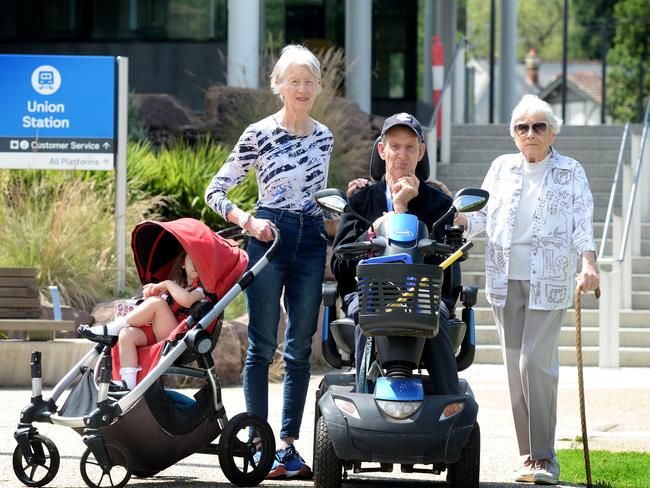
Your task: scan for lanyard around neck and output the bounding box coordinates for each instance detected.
[384,182,393,212]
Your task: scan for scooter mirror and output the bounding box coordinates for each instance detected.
[314,188,375,231]
[453,188,489,213]
[314,188,349,215]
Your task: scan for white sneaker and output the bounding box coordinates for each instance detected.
[532,458,560,485]
[514,456,535,483]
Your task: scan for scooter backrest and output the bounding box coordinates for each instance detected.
[369,137,430,182]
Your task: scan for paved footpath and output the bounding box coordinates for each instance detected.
[1,364,648,487]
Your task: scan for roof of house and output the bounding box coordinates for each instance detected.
[469,58,603,122]
[539,71,602,104]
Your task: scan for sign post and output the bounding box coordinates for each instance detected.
[431,35,444,140]
[0,54,128,293]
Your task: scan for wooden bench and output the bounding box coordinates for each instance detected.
[0,268,41,319]
[0,268,73,340]
[0,319,75,332]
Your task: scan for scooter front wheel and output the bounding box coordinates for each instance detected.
[314,416,343,488]
[447,422,480,488]
[13,434,60,487]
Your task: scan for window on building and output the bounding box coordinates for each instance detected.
[1,0,226,42]
[8,0,89,40]
[371,0,417,100]
[283,0,343,52]
[92,0,227,41]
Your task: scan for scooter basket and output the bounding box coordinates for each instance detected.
[356,262,442,338]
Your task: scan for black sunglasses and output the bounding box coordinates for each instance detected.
[514,122,548,135]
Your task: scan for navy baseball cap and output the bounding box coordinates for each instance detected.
[380,112,424,142]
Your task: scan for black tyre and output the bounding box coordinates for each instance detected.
[12,434,60,487]
[447,422,480,488]
[314,416,343,488]
[218,412,275,486]
[80,440,133,488]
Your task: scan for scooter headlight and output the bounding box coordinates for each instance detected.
[376,399,423,420]
[334,396,360,419]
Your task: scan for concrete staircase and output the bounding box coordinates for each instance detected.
[437,124,650,367]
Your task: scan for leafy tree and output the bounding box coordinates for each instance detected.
[466,0,580,61]
[466,0,619,61]
[570,0,618,60]
[606,0,650,122]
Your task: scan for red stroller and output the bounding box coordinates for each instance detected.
[13,218,281,488]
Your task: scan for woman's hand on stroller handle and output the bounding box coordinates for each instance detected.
[245,217,277,242]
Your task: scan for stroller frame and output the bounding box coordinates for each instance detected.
[13,225,281,488]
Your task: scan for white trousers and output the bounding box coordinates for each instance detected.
[492,280,565,460]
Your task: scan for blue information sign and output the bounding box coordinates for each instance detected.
[0,54,116,170]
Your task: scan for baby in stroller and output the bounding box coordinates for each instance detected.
[78,249,208,391]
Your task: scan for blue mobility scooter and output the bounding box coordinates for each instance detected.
[312,145,489,488]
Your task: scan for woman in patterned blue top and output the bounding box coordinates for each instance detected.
[205,44,333,480]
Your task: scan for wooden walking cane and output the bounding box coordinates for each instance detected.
[574,284,600,488]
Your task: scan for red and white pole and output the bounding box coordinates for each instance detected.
[431,35,444,140]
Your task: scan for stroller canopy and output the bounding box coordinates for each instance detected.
[131,218,248,297]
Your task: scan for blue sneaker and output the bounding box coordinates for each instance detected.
[267,445,313,479]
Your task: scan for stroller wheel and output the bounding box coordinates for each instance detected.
[218,412,275,486]
[314,416,343,488]
[447,422,480,488]
[80,440,133,488]
[13,434,60,487]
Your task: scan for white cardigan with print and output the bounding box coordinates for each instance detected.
[466,147,596,310]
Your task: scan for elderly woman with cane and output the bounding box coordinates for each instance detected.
[455,95,600,485]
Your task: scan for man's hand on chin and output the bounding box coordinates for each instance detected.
[391,174,419,213]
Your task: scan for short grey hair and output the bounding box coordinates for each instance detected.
[270,44,321,96]
[509,94,562,138]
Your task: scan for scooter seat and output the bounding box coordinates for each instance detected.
[330,318,356,355]
[447,317,467,354]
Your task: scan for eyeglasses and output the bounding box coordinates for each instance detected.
[514,122,548,136]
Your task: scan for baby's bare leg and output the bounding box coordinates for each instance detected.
[125,296,175,327]
[118,326,148,369]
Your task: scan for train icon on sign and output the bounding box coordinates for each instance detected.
[38,71,54,86]
[31,65,61,95]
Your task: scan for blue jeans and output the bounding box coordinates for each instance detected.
[243,207,328,439]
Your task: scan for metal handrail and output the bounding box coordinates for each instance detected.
[598,94,650,263]
[619,95,650,261]
[424,36,468,131]
[598,122,630,261]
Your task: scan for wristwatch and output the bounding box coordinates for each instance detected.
[238,212,251,229]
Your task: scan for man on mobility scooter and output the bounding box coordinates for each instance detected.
[312,113,489,488]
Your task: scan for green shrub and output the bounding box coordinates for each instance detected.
[0,170,161,310]
[126,138,258,230]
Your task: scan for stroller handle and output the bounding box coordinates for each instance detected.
[217,225,281,262]
[266,225,281,261]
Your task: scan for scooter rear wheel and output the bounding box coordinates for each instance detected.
[314,416,343,488]
[13,434,60,487]
[447,422,480,488]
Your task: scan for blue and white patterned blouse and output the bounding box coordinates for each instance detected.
[205,115,334,219]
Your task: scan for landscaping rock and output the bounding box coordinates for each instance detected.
[132,93,206,147]
[40,305,93,326]
[90,301,116,325]
[211,320,245,385]
[133,93,203,131]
